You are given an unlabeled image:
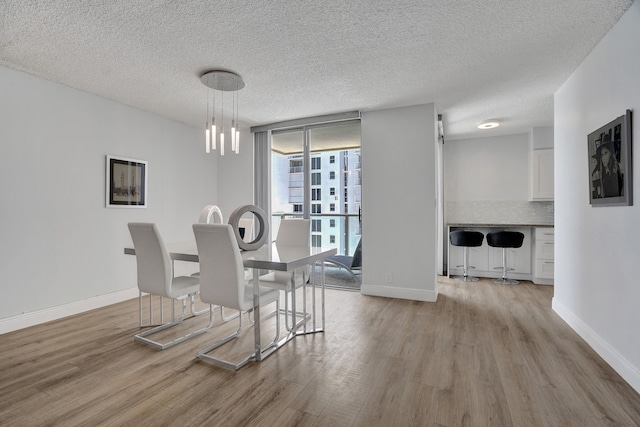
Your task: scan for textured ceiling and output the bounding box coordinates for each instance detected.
[0,0,633,140]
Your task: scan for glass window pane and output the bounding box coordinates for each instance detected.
[271,130,303,220]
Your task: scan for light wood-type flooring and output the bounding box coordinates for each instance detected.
[2,277,640,426]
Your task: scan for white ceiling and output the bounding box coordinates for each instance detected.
[1,0,633,140]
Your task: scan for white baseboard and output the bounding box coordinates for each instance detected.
[552,297,640,394]
[532,276,554,285]
[0,287,139,335]
[360,284,438,302]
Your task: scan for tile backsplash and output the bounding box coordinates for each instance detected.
[447,200,554,225]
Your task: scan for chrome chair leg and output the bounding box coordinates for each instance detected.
[140,292,168,328]
[281,292,310,332]
[279,270,311,332]
[197,300,280,370]
[190,294,210,316]
[134,304,215,350]
[190,297,240,322]
[220,306,241,322]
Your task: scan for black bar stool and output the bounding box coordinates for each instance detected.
[449,230,484,282]
[487,231,525,284]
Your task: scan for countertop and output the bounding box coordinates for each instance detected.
[448,223,554,228]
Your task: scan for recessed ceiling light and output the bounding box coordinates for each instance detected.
[477,120,500,129]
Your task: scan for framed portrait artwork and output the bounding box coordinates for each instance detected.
[588,110,633,207]
[106,155,148,208]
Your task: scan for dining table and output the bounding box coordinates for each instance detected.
[125,241,337,363]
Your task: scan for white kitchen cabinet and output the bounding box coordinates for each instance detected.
[448,227,532,280]
[533,227,554,285]
[530,148,554,200]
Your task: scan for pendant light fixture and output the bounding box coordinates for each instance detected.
[201,70,244,155]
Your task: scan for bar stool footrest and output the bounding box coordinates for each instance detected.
[453,275,480,282]
[492,278,519,285]
[493,267,515,271]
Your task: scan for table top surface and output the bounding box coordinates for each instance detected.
[125,241,337,272]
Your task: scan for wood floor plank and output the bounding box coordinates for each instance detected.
[312,381,370,427]
[353,356,413,426]
[270,407,318,427]
[1,278,640,426]
[391,380,436,427]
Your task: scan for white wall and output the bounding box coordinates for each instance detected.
[445,133,530,201]
[360,104,438,302]
[0,66,216,331]
[216,129,255,220]
[554,1,640,393]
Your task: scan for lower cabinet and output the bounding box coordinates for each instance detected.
[448,227,532,280]
[532,227,554,285]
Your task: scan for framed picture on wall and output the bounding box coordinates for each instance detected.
[106,155,148,208]
[588,110,633,207]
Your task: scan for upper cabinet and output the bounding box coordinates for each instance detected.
[531,149,554,200]
[529,127,554,201]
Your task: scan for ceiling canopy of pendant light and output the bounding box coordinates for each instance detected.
[200,70,245,91]
[201,70,244,155]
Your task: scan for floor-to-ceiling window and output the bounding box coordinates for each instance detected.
[270,120,361,257]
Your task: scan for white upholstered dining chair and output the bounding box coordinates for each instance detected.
[192,223,280,370]
[128,222,214,350]
[195,205,247,319]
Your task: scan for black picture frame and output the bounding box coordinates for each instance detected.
[588,110,633,207]
[106,155,148,208]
